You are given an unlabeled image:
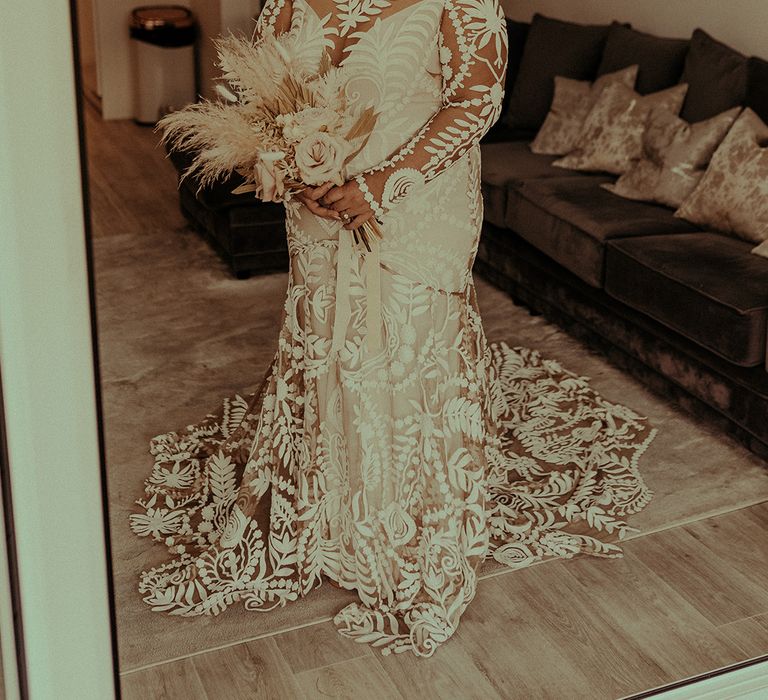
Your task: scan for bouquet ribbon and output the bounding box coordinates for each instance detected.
[331,227,383,356]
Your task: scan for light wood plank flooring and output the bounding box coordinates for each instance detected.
[119,505,768,699]
[80,104,768,699]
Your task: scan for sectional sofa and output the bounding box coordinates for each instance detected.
[478,16,768,457]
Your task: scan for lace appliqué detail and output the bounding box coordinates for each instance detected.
[354,0,509,217]
[354,173,386,219]
[381,167,426,210]
[332,0,392,36]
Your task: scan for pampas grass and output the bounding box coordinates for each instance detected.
[155,26,382,249]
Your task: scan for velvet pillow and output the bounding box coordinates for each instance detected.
[679,29,748,123]
[531,66,638,156]
[676,108,768,245]
[497,19,530,125]
[746,56,768,125]
[753,239,768,259]
[505,14,615,131]
[553,82,689,175]
[604,106,741,208]
[597,24,689,95]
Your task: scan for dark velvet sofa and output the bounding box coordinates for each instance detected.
[477,16,768,457]
[167,14,768,457]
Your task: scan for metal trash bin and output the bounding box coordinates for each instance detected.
[130,5,197,125]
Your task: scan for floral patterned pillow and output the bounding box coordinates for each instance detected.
[531,65,638,156]
[553,82,689,174]
[676,108,768,245]
[604,106,741,208]
[752,239,768,259]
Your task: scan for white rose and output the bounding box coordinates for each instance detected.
[294,132,350,186]
[277,106,342,143]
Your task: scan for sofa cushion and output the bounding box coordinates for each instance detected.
[505,14,615,131]
[481,122,537,144]
[480,141,569,226]
[747,56,768,125]
[597,24,689,95]
[505,176,699,287]
[605,233,768,366]
[169,145,252,210]
[680,29,748,123]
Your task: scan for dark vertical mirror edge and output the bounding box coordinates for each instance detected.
[0,370,28,699]
[68,1,122,697]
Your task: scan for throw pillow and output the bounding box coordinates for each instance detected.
[675,108,768,245]
[679,29,748,123]
[746,56,768,126]
[531,65,639,156]
[553,82,689,175]
[504,14,616,131]
[752,239,768,259]
[597,24,689,95]
[497,19,530,125]
[604,106,741,208]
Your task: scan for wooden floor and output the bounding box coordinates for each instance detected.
[81,104,768,699]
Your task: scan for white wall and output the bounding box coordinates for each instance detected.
[87,0,768,120]
[91,0,259,119]
[76,0,96,74]
[92,0,134,119]
[501,0,768,59]
[189,0,260,100]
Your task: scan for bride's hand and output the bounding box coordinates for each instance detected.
[319,180,375,230]
[295,182,341,220]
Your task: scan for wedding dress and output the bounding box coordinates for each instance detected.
[129,0,657,657]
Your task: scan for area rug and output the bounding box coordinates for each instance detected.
[94,222,768,673]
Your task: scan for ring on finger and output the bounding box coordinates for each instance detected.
[340,211,351,223]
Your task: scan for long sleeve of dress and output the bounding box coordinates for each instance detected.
[253,0,294,39]
[353,0,509,219]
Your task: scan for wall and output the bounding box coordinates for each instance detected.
[92,0,134,120]
[91,0,259,119]
[189,0,261,100]
[501,0,768,59]
[76,0,96,79]
[188,0,222,101]
[76,0,102,102]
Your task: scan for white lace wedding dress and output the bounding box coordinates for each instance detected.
[129,0,657,657]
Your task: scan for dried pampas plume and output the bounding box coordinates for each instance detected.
[154,23,383,257]
[155,28,316,193]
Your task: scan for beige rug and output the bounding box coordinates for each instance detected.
[94,223,768,674]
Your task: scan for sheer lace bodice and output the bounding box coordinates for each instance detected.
[255,0,508,218]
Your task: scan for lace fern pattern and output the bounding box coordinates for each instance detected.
[129,0,656,657]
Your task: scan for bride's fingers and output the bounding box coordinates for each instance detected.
[321,186,350,208]
[304,181,335,200]
[303,197,340,219]
[344,212,373,230]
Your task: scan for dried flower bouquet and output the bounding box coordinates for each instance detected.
[156,27,383,251]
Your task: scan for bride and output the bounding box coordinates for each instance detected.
[129,0,657,657]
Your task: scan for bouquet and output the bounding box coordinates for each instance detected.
[156,27,383,251]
